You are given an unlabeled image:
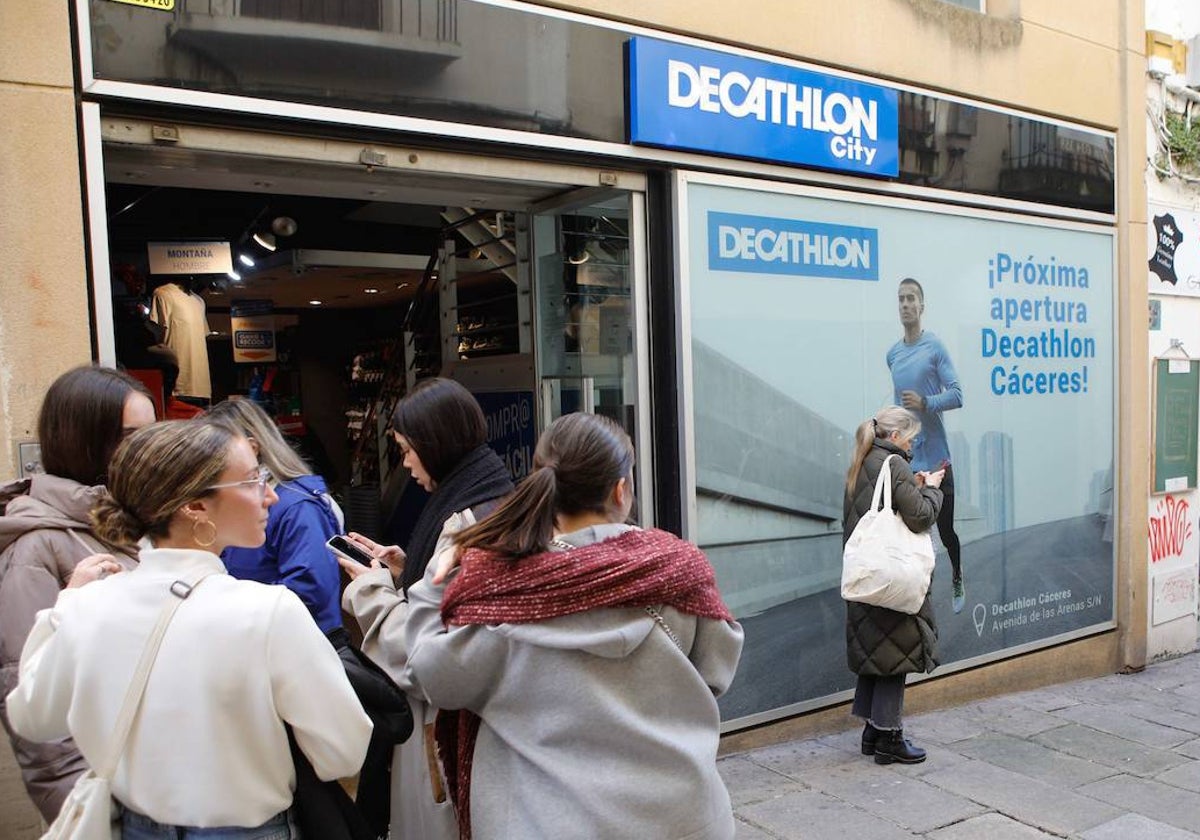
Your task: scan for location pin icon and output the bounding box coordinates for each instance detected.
[972,603,986,637]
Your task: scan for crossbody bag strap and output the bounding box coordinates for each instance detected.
[92,572,215,780]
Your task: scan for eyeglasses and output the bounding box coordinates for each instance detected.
[205,465,272,496]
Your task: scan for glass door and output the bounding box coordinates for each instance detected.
[531,189,653,523]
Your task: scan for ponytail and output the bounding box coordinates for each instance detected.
[846,406,922,491]
[454,465,559,558]
[455,412,635,560]
[845,420,876,492]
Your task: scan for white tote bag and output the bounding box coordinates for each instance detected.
[841,455,936,615]
[41,772,118,840]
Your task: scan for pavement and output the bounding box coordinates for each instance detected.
[4,647,1200,840]
[720,647,1200,840]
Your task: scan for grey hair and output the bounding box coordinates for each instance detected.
[846,406,921,491]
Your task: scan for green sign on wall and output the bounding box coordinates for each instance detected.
[1153,357,1200,494]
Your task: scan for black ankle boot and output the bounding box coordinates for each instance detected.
[873,730,926,765]
[860,722,880,755]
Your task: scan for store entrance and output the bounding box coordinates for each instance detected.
[96,119,649,538]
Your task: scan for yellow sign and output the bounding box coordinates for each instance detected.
[108,0,175,10]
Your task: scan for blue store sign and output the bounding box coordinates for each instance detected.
[627,37,899,177]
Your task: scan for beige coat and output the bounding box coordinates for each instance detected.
[0,474,137,821]
[342,512,474,840]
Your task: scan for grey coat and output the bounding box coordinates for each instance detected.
[406,522,744,840]
[843,441,943,676]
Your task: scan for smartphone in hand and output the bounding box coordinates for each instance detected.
[326,535,374,566]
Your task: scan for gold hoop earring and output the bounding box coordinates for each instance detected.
[192,518,217,548]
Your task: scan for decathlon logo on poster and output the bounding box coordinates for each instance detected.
[707,212,879,280]
[627,37,898,177]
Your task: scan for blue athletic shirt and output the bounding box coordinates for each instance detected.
[886,331,963,472]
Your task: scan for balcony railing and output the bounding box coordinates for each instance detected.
[179,0,457,44]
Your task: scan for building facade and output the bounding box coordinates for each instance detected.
[0,0,1148,787]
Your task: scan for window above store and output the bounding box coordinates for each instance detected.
[82,0,1111,214]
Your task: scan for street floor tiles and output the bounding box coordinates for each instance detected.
[1075,775,1200,835]
[1032,723,1189,777]
[925,812,1061,840]
[953,732,1116,788]
[919,757,1123,835]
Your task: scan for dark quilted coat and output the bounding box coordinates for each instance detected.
[844,440,944,676]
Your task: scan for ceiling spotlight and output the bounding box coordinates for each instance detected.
[252,231,277,252]
[364,288,379,294]
[566,246,590,265]
[271,216,298,237]
[227,270,242,281]
[308,299,323,306]
[238,253,255,267]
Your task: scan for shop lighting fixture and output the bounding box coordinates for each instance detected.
[364,288,379,294]
[271,216,298,237]
[227,270,242,281]
[238,253,255,267]
[566,245,590,265]
[309,300,323,305]
[252,231,277,252]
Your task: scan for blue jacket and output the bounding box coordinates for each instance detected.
[223,475,343,634]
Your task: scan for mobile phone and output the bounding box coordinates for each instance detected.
[326,535,374,566]
[937,459,950,471]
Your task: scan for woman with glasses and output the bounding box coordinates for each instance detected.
[339,377,513,840]
[208,398,344,634]
[5,418,372,839]
[0,364,156,822]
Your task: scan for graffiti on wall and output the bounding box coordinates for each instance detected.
[1149,494,1194,563]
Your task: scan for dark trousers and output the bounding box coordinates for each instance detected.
[852,674,906,730]
[938,465,961,580]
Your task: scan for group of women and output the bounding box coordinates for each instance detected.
[0,367,745,839]
[0,360,944,837]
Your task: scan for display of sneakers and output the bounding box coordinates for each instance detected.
[952,574,965,614]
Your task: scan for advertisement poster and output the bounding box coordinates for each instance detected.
[1149,203,1200,297]
[230,300,276,363]
[684,179,1115,723]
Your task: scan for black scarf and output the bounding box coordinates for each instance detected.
[400,444,513,591]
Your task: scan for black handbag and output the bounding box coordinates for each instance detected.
[287,727,379,840]
[326,627,414,837]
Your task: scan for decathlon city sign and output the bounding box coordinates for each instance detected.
[627,37,899,177]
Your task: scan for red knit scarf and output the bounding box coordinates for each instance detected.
[434,528,732,839]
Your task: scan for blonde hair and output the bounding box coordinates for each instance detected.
[91,419,238,546]
[207,398,310,482]
[845,406,921,491]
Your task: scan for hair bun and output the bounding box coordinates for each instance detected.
[90,491,145,547]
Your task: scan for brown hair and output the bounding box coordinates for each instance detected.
[454,412,634,558]
[391,378,487,484]
[207,398,310,482]
[38,365,153,486]
[845,406,921,492]
[91,419,237,546]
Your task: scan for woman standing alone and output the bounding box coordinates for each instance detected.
[844,406,943,765]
